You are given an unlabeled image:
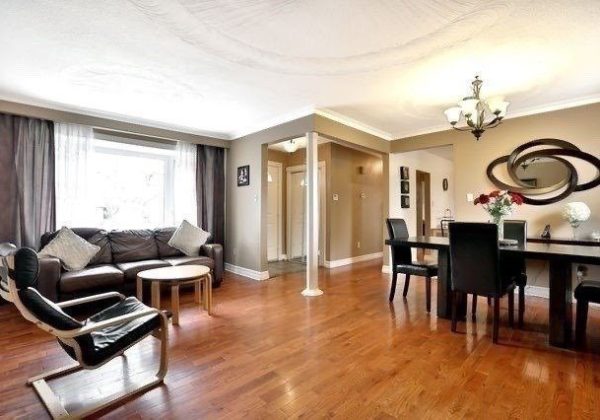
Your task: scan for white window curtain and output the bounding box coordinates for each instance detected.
[54,123,94,228]
[172,141,197,226]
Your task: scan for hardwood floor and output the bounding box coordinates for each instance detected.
[1,259,600,419]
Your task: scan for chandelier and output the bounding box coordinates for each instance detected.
[444,76,509,140]
[283,139,298,153]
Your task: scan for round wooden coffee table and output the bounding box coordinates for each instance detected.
[136,265,212,325]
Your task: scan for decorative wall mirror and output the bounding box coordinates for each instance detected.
[486,139,600,205]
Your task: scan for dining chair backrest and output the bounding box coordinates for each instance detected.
[503,220,527,246]
[386,218,412,265]
[449,222,501,297]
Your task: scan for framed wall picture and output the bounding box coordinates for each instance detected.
[400,166,409,180]
[401,180,410,194]
[237,165,250,186]
[401,195,410,208]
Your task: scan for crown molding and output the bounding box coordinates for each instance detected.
[391,94,600,141]
[314,108,394,140]
[230,105,316,139]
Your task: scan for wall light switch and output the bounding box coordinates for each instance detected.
[333,194,339,201]
[466,193,474,202]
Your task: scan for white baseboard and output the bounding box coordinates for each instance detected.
[381,265,391,274]
[279,254,288,261]
[524,285,549,299]
[225,263,270,281]
[325,252,383,268]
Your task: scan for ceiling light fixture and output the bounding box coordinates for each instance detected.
[444,76,509,140]
[283,139,298,153]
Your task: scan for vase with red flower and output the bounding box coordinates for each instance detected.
[473,190,524,240]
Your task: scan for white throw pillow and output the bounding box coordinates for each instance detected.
[168,220,211,256]
[39,227,100,271]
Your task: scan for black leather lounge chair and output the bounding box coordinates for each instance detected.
[7,247,169,419]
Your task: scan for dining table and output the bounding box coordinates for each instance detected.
[385,236,600,348]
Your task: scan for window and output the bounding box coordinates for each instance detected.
[55,124,197,230]
[90,139,176,230]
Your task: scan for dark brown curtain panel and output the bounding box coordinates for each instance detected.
[0,114,55,248]
[196,145,225,246]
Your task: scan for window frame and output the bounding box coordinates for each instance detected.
[90,136,177,229]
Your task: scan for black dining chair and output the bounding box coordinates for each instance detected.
[574,280,600,348]
[386,218,438,311]
[503,219,528,327]
[449,222,517,343]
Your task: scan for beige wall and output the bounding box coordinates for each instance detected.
[268,143,383,262]
[226,116,315,272]
[390,102,600,286]
[328,143,384,261]
[391,102,600,239]
[227,114,390,273]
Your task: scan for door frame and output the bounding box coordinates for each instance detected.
[286,162,326,266]
[415,170,431,260]
[267,161,284,261]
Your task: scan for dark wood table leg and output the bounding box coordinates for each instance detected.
[436,248,466,319]
[549,259,573,347]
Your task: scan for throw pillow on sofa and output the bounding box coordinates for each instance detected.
[39,227,100,271]
[168,220,210,256]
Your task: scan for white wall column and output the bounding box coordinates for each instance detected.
[301,131,323,297]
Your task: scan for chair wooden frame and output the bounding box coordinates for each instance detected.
[8,279,169,420]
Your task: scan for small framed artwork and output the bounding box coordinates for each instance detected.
[401,180,410,194]
[400,166,409,180]
[237,165,250,186]
[442,178,449,191]
[401,195,410,208]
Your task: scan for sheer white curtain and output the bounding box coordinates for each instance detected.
[54,123,94,228]
[172,141,197,226]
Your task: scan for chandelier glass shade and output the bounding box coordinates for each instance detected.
[283,139,298,153]
[444,76,509,140]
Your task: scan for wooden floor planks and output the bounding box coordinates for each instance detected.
[1,259,600,419]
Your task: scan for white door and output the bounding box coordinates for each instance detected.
[267,162,282,261]
[289,171,306,259]
[287,165,326,264]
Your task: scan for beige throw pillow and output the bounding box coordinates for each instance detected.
[168,220,211,256]
[39,227,100,271]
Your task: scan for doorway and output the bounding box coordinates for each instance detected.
[416,170,431,260]
[286,163,326,266]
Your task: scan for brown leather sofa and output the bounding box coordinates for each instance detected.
[37,227,223,302]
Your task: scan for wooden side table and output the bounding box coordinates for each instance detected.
[137,265,212,325]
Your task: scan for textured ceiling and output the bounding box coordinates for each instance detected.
[1,1,599,140]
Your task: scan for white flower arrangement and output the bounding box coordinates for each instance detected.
[562,202,591,227]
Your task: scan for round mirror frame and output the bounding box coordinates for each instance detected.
[486,139,600,205]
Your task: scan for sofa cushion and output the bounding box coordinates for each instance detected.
[155,227,184,258]
[168,220,211,256]
[39,227,100,271]
[163,256,214,269]
[109,230,159,263]
[115,260,170,282]
[60,265,124,293]
[42,228,112,266]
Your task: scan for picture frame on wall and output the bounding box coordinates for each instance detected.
[401,180,410,194]
[401,195,410,208]
[237,165,250,186]
[400,166,409,180]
